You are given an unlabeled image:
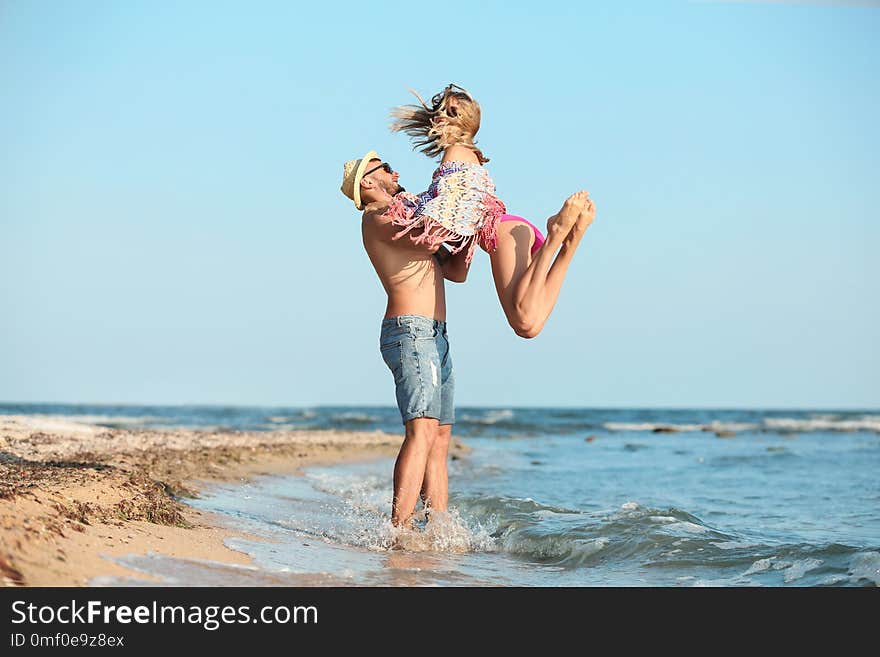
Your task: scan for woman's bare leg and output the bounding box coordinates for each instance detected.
[490,191,593,338]
[518,195,595,334]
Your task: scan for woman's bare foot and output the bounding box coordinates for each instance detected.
[571,194,595,236]
[546,191,589,238]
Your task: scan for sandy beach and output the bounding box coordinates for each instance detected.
[0,415,468,587]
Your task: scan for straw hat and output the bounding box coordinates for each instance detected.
[340,150,379,210]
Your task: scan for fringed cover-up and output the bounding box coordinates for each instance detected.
[383,161,506,264]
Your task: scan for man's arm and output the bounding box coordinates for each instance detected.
[436,244,470,283]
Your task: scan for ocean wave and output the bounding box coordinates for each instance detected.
[603,415,880,435]
[328,412,379,424]
[455,498,740,568]
[457,494,584,519]
[737,544,876,586]
[849,551,880,586]
[192,463,880,585]
[459,409,515,425]
[266,413,316,423]
[782,558,824,583]
[7,405,878,439]
[763,415,880,433]
[3,413,170,433]
[711,540,760,551]
[604,422,708,433]
[603,421,757,434]
[498,530,610,566]
[744,557,775,575]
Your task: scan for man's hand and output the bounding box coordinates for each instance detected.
[433,246,452,266]
[439,243,470,283]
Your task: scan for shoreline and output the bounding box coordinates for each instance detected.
[0,415,469,586]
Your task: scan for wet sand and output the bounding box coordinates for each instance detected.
[0,415,468,586]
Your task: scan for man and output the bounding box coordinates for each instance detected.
[340,151,468,528]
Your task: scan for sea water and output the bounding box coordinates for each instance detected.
[4,404,878,586]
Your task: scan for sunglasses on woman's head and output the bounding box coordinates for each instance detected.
[363,162,393,177]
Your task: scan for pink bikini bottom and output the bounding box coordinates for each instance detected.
[499,214,546,255]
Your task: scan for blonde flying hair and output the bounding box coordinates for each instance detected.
[390,84,488,164]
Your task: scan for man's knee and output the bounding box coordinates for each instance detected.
[436,424,451,441]
[405,417,440,445]
[430,425,451,456]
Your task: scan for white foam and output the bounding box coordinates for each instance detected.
[578,537,610,556]
[783,558,823,583]
[390,508,496,553]
[604,422,656,431]
[464,409,515,425]
[705,421,759,433]
[650,515,678,524]
[604,422,705,433]
[711,540,760,550]
[3,414,167,434]
[666,521,709,534]
[1,415,100,436]
[849,551,880,586]
[330,412,375,422]
[603,415,880,434]
[764,415,880,433]
[744,558,775,575]
[620,501,640,511]
[307,468,497,555]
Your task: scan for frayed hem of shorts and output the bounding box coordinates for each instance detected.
[401,412,440,424]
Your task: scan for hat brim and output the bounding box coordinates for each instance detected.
[353,150,379,211]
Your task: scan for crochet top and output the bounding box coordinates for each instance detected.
[383,161,506,264]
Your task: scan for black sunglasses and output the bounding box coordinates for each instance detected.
[363,162,393,177]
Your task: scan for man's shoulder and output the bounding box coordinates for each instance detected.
[361,202,393,230]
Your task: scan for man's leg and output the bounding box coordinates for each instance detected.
[392,416,439,527]
[420,423,450,512]
[420,321,454,516]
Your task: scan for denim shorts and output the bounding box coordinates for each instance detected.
[379,315,455,426]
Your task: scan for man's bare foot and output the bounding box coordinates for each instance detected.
[389,515,416,550]
[546,191,589,238]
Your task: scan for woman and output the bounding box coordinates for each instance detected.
[386,84,596,338]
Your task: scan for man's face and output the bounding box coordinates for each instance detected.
[362,159,404,197]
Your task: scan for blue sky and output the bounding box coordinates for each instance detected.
[1,1,877,408]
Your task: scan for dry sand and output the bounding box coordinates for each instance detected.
[0,415,469,587]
